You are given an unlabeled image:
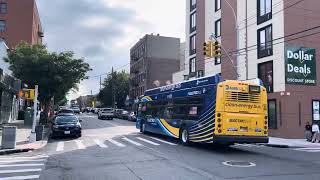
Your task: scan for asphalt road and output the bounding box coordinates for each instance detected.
[1,114,320,180]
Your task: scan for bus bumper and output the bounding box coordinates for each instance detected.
[213,135,269,144]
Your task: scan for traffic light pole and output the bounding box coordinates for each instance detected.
[210,34,239,79]
[29,85,38,143]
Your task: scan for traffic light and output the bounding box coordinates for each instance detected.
[203,41,213,58]
[213,41,222,57]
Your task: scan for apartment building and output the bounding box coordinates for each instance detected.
[174,0,320,138]
[129,34,180,102]
[0,0,43,48]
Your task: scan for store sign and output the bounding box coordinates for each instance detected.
[285,45,316,85]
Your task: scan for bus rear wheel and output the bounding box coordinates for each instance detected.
[180,127,190,146]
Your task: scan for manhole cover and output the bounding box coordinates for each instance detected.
[222,161,256,167]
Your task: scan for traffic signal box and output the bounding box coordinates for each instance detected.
[203,40,222,58]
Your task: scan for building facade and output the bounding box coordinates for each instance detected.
[174,0,320,138]
[130,34,180,100]
[0,0,43,48]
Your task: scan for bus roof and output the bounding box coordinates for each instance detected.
[145,74,222,97]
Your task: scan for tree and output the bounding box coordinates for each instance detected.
[4,42,91,119]
[97,70,129,108]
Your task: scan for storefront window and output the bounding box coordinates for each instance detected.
[268,100,277,129]
[312,100,320,121]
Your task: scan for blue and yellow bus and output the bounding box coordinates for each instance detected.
[136,75,269,145]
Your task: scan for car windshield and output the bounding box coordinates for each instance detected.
[103,108,113,112]
[55,116,78,124]
[59,109,74,113]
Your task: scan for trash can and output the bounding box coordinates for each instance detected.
[35,125,45,141]
[24,107,34,127]
[1,126,17,149]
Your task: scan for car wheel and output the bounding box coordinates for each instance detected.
[179,127,190,146]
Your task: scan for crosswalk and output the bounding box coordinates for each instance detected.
[0,155,48,180]
[51,136,178,152]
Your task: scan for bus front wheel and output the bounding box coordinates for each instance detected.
[180,127,190,146]
[140,122,146,134]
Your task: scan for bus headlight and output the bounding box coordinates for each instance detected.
[218,129,222,133]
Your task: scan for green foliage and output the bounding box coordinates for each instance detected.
[97,70,129,108]
[4,42,91,105]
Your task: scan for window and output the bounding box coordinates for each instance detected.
[257,24,273,58]
[190,0,197,11]
[189,58,196,75]
[0,3,7,14]
[268,100,277,129]
[257,0,272,24]
[258,61,273,93]
[215,0,221,11]
[0,20,5,31]
[312,100,320,121]
[190,12,196,33]
[215,57,221,65]
[189,34,196,55]
[215,19,221,38]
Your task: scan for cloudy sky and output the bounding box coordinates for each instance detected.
[37,0,186,100]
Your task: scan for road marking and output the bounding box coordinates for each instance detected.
[0,159,46,164]
[56,142,64,151]
[93,139,108,148]
[122,137,143,146]
[149,137,177,145]
[75,140,86,149]
[0,175,40,180]
[136,137,160,146]
[294,148,320,152]
[0,164,44,168]
[0,155,49,160]
[0,169,42,174]
[108,139,126,147]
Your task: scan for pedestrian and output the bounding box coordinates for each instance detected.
[305,122,312,142]
[311,123,320,143]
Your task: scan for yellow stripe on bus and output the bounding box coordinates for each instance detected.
[160,119,180,137]
[190,136,213,143]
[189,133,213,140]
[189,128,214,137]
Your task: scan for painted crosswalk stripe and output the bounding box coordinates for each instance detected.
[149,137,177,145]
[0,163,44,168]
[108,139,126,147]
[0,169,42,174]
[122,137,143,146]
[294,148,320,152]
[0,155,49,160]
[75,140,86,149]
[94,139,108,148]
[0,175,40,180]
[56,142,64,151]
[0,159,46,164]
[136,137,160,146]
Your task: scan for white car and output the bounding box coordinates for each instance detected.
[98,108,114,120]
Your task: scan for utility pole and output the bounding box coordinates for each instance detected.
[29,85,38,143]
[99,75,102,91]
[111,67,116,109]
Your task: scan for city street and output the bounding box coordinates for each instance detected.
[0,114,319,180]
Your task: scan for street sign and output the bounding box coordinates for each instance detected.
[20,89,35,100]
[285,45,316,85]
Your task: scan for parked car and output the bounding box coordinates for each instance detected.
[98,108,114,120]
[57,108,74,115]
[120,110,129,120]
[51,114,82,138]
[71,107,80,114]
[115,109,124,118]
[128,111,137,122]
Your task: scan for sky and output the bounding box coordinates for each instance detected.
[37,0,186,100]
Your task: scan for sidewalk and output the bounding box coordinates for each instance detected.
[266,137,320,148]
[0,120,48,155]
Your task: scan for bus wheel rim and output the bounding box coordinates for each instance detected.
[182,130,188,143]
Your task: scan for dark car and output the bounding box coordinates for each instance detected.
[51,114,82,138]
[115,109,124,118]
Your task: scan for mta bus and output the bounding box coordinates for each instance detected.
[136,75,269,145]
